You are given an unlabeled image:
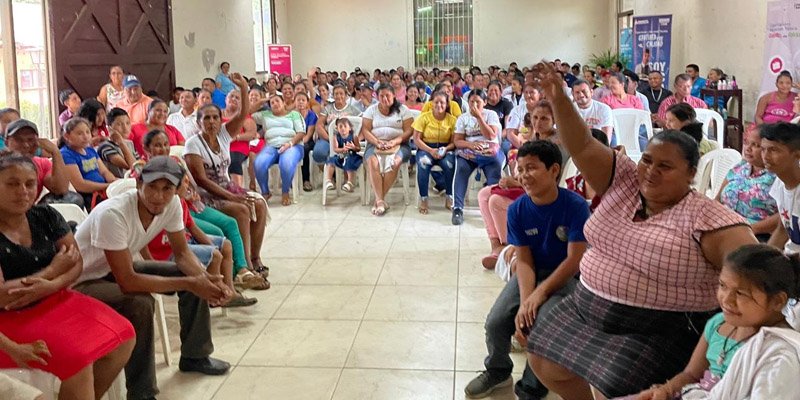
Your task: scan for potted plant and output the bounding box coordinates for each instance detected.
[589,49,630,69]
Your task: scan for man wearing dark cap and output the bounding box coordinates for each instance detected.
[3,118,84,207]
[353,82,378,113]
[118,74,154,124]
[73,156,233,400]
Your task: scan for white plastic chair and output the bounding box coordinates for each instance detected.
[611,108,653,155]
[49,203,88,225]
[106,178,137,198]
[708,148,742,198]
[407,109,422,122]
[169,145,185,158]
[559,157,578,188]
[693,151,715,195]
[695,109,725,146]
[0,369,124,400]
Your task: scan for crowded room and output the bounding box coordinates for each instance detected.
[1,0,799,399]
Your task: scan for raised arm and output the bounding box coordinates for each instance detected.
[534,62,615,196]
[222,73,250,135]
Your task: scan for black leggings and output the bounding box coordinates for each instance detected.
[301,140,314,182]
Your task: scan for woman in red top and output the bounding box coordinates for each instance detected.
[0,152,135,400]
[129,99,185,156]
[224,90,260,189]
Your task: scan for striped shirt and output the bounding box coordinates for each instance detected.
[657,95,707,121]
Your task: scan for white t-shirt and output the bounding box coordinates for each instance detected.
[507,103,531,130]
[167,110,200,138]
[183,126,233,185]
[75,191,184,284]
[455,109,502,143]
[770,179,800,255]
[575,100,614,130]
[362,103,412,141]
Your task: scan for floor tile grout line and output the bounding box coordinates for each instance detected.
[454,219,464,400]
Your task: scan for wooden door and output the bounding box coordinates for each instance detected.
[49,0,175,103]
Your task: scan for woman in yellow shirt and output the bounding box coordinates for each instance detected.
[412,91,457,214]
[421,81,463,117]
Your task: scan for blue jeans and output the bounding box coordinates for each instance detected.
[179,235,226,267]
[416,147,455,198]
[312,140,330,164]
[501,138,513,158]
[254,144,304,195]
[453,152,504,210]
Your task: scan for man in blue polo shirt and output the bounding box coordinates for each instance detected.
[465,140,590,400]
[202,78,227,109]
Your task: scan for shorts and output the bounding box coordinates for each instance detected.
[229,151,248,176]
[171,235,225,268]
[363,143,412,163]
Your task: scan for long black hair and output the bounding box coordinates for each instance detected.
[77,99,105,129]
[376,83,402,115]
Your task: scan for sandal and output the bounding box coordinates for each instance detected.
[251,259,270,278]
[303,181,313,192]
[324,180,334,191]
[281,193,292,206]
[418,199,429,215]
[235,270,270,291]
[445,196,453,211]
[341,181,354,193]
[223,291,258,308]
[372,200,387,216]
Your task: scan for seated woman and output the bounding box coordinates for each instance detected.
[59,118,116,210]
[312,85,362,165]
[665,102,718,156]
[361,84,414,216]
[755,70,797,125]
[451,89,504,226]
[715,127,778,242]
[405,84,423,111]
[184,72,270,277]
[478,100,558,269]
[295,91,318,192]
[280,81,296,111]
[76,99,110,147]
[600,72,644,110]
[136,129,268,290]
[93,106,137,178]
[129,99,185,156]
[526,62,755,400]
[412,91,457,214]
[0,151,135,400]
[252,94,306,206]
[390,73,407,104]
[223,90,259,189]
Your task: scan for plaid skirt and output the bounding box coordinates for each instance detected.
[527,282,716,398]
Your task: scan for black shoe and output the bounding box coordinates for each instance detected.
[451,208,464,225]
[514,379,549,400]
[178,356,231,375]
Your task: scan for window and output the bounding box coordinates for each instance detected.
[413,0,474,69]
[253,0,276,73]
[0,0,54,137]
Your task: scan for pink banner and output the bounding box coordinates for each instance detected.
[760,1,800,95]
[268,45,292,76]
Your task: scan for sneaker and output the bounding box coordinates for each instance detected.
[464,371,512,398]
[452,208,464,225]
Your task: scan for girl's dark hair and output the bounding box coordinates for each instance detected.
[77,99,105,128]
[523,112,532,128]
[667,102,696,123]
[467,88,487,101]
[680,122,705,145]
[376,83,402,115]
[777,70,793,84]
[532,100,554,118]
[429,90,451,114]
[726,244,800,300]
[143,129,168,149]
[59,117,91,148]
[590,128,609,147]
[0,149,37,174]
[405,84,421,102]
[106,107,129,126]
[58,89,76,106]
[487,80,503,91]
[147,98,166,112]
[648,130,701,170]
[335,117,353,132]
[196,104,222,124]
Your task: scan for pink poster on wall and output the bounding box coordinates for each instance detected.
[268,45,292,76]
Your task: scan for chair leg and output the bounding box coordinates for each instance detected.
[293,164,300,204]
[358,166,367,206]
[401,164,410,206]
[322,165,328,206]
[153,294,172,366]
[309,150,315,188]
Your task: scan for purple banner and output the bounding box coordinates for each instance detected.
[633,15,672,88]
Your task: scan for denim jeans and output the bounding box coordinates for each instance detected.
[254,144,304,195]
[312,140,330,164]
[416,146,455,198]
[484,275,576,399]
[453,152,504,210]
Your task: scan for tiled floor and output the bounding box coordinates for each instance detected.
[153,188,561,400]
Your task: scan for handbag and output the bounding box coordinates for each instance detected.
[489,184,525,200]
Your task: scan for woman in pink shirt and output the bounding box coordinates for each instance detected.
[755,70,797,125]
[600,72,644,110]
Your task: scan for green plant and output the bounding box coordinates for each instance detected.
[588,49,630,69]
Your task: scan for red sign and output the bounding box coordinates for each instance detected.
[268,45,292,76]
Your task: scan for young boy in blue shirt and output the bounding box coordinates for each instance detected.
[465,140,590,400]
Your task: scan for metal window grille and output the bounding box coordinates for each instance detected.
[413,0,473,70]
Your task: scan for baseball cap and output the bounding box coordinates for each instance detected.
[123,74,142,88]
[141,156,184,186]
[5,119,38,138]
[357,83,373,91]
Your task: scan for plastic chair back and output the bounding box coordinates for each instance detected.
[327,116,363,156]
[559,157,578,188]
[708,148,742,197]
[106,178,137,198]
[695,109,725,145]
[611,108,653,155]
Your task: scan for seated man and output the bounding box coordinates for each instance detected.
[73,156,233,400]
[464,140,590,400]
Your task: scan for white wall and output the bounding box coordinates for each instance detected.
[632,0,768,121]
[172,0,256,88]
[473,0,613,68]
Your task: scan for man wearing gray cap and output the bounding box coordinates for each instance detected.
[73,156,233,400]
